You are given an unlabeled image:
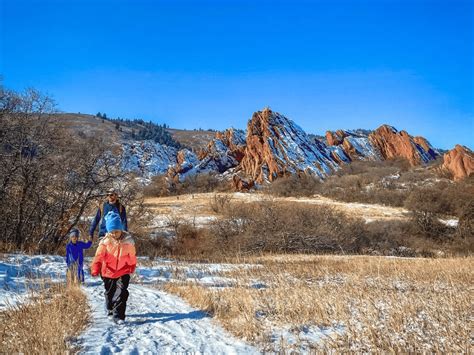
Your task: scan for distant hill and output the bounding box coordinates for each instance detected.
[52,113,215,151]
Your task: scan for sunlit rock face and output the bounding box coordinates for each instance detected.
[441,145,474,181]
[239,108,339,183]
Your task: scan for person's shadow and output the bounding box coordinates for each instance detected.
[126,311,208,325]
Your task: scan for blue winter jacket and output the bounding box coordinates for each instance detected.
[66,241,92,268]
[89,201,128,237]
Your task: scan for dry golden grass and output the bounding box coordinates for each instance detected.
[145,193,221,218]
[145,192,410,224]
[0,281,90,354]
[165,255,473,352]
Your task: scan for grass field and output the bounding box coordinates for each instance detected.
[0,282,89,353]
[164,254,473,352]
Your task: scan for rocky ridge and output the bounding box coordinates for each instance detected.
[120,108,465,188]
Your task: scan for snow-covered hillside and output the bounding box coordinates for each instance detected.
[121,141,179,179]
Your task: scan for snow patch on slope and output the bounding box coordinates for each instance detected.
[263,111,340,178]
[122,140,178,178]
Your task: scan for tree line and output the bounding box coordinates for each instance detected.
[96,112,181,149]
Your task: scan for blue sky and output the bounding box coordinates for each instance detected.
[1,0,472,149]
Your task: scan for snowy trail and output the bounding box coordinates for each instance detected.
[77,281,257,354]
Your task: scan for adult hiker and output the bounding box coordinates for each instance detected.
[90,211,136,324]
[65,228,92,283]
[89,188,128,240]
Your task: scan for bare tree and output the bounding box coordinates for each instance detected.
[0,85,126,251]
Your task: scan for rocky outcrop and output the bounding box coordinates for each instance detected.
[441,145,474,181]
[214,128,246,162]
[168,128,246,182]
[368,125,438,166]
[325,129,379,161]
[232,175,254,191]
[123,110,446,188]
[167,149,200,181]
[122,140,178,179]
[239,108,338,183]
[326,130,347,146]
[326,125,439,166]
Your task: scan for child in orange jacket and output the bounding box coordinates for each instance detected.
[91,211,136,323]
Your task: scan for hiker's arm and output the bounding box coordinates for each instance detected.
[79,240,93,249]
[83,235,93,249]
[90,244,105,277]
[121,206,128,231]
[89,208,101,237]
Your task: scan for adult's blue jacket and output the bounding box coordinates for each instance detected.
[89,201,128,237]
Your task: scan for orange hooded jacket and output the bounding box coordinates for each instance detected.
[90,232,137,278]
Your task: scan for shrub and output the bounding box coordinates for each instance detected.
[134,234,173,258]
[210,201,366,254]
[172,223,214,257]
[177,173,231,194]
[143,175,171,197]
[209,194,233,213]
[457,201,474,239]
[265,174,321,197]
[404,187,451,215]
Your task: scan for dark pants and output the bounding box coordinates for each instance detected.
[102,274,130,320]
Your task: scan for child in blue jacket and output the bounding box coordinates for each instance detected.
[66,228,92,283]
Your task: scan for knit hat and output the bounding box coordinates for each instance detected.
[69,228,80,237]
[106,188,118,196]
[105,211,123,232]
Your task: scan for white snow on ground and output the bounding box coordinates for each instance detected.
[76,281,257,354]
[0,254,260,353]
[438,219,459,227]
[3,254,359,353]
[151,215,217,229]
[0,254,65,310]
[134,257,260,287]
[268,324,344,352]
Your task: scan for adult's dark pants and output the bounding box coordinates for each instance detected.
[101,274,131,320]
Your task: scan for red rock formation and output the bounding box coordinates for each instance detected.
[413,136,431,153]
[213,128,246,162]
[341,139,360,160]
[232,175,254,191]
[368,125,436,166]
[326,130,347,146]
[167,149,200,182]
[239,108,338,184]
[239,109,280,183]
[196,128,246,162]
[441,145,474,181]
